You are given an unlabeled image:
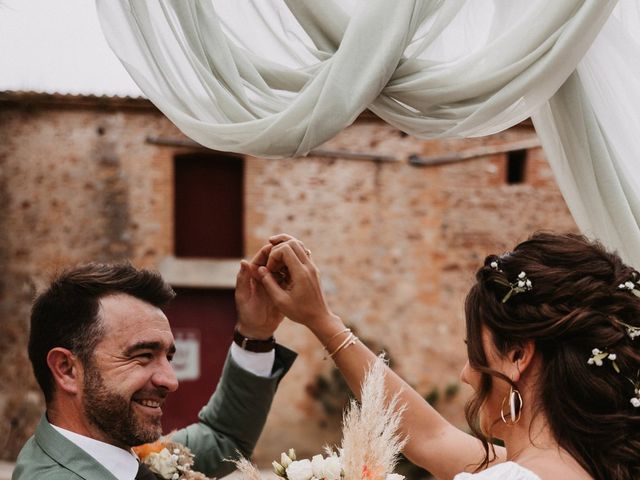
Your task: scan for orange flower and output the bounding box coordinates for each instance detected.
[132,440,166,460]
[361,465,384,480]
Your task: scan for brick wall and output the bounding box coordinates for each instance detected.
[0,95,577,464]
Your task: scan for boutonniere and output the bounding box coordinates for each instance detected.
[133,438,213,480]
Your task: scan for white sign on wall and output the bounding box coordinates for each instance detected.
[172,329,201,381]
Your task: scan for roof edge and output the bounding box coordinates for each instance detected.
[0,91,156,111]
[0,91,533,128]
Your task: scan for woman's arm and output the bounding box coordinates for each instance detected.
[257,235,505,480]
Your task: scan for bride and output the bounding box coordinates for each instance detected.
[252,232,640,480]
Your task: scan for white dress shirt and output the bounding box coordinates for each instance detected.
[51,424,139,480]
[229,342,275,377]
[51,345,275,480]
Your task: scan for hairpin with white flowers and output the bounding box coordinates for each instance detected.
[587,271,640,409]
[629,372,640,408]
[617,320,640,340]
[489,261,533,303]
[587,348,620,372]
[618,271,640,298]
[588,349,640,409]
[614,272,640,339]
[624,369,640,409]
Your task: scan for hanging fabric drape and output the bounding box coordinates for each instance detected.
[96,0,640,265]
[532,0,640,264]
[95,0,614,156]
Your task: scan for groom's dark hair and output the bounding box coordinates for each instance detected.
[29,262,175,402]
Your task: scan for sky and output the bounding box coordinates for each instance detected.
[0,0,143,97]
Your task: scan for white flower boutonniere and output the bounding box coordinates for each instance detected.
[134,439,213,480]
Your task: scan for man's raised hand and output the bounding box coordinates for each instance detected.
[257,234,338,331]
[235,243,284,339]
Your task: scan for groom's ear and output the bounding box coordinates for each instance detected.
[47,347,82,397]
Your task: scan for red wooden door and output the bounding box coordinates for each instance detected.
[161,153,244,431]
[162,288,236,432]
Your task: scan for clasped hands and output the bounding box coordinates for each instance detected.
[234,234,336,340]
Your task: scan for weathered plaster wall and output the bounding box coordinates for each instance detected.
[0,102,177,458]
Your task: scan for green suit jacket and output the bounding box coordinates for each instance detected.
[12,345,296,480]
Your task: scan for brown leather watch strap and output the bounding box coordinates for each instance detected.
[233,328,276,352]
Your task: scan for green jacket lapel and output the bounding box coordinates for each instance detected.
[35,415,119,480]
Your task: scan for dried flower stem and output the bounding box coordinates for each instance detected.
[340,355,407,480]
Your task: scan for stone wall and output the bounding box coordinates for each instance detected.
[0,97,177,458]
[0,94,577,465]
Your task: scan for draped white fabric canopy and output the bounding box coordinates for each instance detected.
[96,0,640,265]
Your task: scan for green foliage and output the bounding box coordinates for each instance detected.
[445,381,460,400]
[424,387,440,407]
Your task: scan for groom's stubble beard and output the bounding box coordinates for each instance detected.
[82,360,163,448]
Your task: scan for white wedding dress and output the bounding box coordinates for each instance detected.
[453,462,541,479]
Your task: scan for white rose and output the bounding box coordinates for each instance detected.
[323,455,342,480]
[386,474,405,480]
[286,459,314,480]
[631,397,640,408]
[311,455,326,479]
[146,449,179,480]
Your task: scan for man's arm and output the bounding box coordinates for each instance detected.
[171,344,296,477]
[171,245,294,477]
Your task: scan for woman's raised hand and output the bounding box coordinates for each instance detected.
[254,236,488,480]
[257,234,339,331]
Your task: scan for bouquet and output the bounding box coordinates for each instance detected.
[235,356,407,480]
[133,439,213,480]
[135,356,405,480]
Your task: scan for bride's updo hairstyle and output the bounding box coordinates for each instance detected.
[464,232,640,480]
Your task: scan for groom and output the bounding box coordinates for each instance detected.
[12,245,295,480]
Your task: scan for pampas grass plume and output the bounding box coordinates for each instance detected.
[232,457,265,480]
[235,355,406,480]
[340,355,406,480]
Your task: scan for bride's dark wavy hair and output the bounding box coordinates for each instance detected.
[464,232,640,480]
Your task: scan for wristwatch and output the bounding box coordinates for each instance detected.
[233,328,276,352]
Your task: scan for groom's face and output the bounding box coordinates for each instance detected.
[80,293,179,448]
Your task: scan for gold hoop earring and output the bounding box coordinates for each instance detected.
[500,385,523,425]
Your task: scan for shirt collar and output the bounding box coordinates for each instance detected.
[51,424,139,480]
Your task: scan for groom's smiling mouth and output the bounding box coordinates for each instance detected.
[132,393,166,414]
